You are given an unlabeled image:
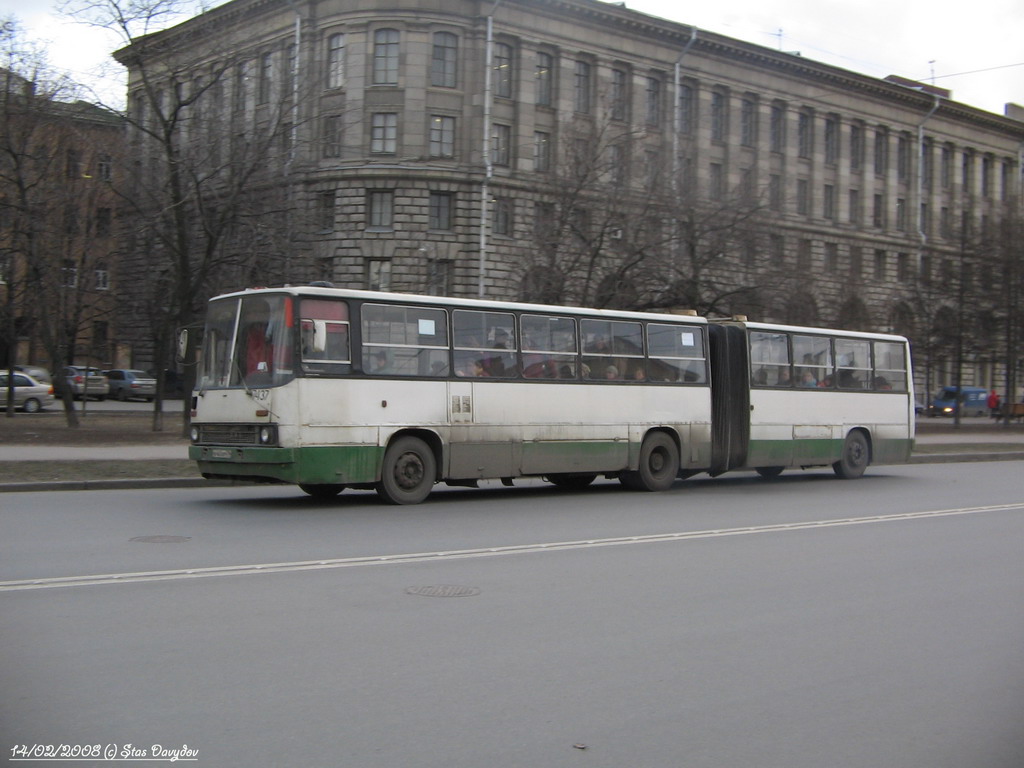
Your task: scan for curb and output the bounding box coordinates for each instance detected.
[2,452,1023,493]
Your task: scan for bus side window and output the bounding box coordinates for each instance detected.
[749,331,790,388]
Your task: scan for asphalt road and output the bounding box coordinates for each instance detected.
[2,463,1023,768]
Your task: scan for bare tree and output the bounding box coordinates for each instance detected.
[1,19,115,426]
[62,0,318,432]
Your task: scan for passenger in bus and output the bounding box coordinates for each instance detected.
[369,350,392,375]
[873,376,892,390]
[818,375,833,388]
[605,365,621,380]
[631,365,646,381]
[753,368,768,385]
[799,370,818,387]
[776,368,793,386]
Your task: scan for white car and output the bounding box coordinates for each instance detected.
[0,371,55,413]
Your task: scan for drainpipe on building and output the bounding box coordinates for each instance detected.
[479,0,503,299]
[671,27,698,199]
[285,0,303,279]
[916,94,940,416]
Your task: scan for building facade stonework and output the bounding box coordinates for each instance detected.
[116,0,1024,395]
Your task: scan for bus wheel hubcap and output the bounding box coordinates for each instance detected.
[395,453,424,489]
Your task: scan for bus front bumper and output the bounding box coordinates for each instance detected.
[189,444,382,485]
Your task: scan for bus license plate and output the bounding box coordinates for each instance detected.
[210,448,233,459]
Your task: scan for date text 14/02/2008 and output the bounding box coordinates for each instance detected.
[9,743,199,762]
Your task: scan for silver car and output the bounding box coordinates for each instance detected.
[0,372,55,413]
[63,366,110,400]
[105,368,157,401]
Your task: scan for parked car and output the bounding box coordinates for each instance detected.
[0,371,55,413]
[14,365,53,384]
[105,368,157,401]
[63,366,110,400]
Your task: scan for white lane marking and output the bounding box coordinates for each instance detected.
[2,503,1022,592]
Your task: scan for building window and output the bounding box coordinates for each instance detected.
[372,29,400,85]
[678,83,695,135]
[796,179,809,215]
[850,246,863,278]
[429,115,455,158]
[711,90,727,142]
[940,206,952,239]
[709,163,724,200]
[533,131,550,171]
[941,144,953,188]
[981,154,993,198]
[493,197,513,235]
[850,122,864,171]
[326,33,345,89]
[848,189,861,224]
[367,190,394,229]
[62,259,78,288]
[897,252,911,282]
[873,193,885,228]
[429,192,453,230]
[824,114,839,166]
[493,42,513,98]
[770,101,785,152]
[426,259,453,296]
[797,110,812,158]
[322,115,342,158]
[823,184,836,220]
[769,174,782,210]
[897,133,910,181]
[258,51,273,104]
[370,113,397,154]
[824,242,839,272]
[740,97,756,147]
[97,154,112,182]
[797,239,812,272]
[318,191,336,231]
[94,262,109,291]
[491,123,510,166]
[874,249,887,281]
[645,76,661,128]
[962,151,974,193]
[610,143,627,187]
[610,68,628,121]
[770,234,785,263]
[874,127,888,176]
[367,259,392,291]
[95,207,112,237]
[535,51,553,107]
[574,60,591,114]
[895,198,907,231]
[66,149,81,179]
[431,32,458,88]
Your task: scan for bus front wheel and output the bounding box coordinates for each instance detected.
[377,436,436,504]
[621,432,679,492]
[833,431,870,479]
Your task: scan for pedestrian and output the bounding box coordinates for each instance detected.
[987,388,1000,419]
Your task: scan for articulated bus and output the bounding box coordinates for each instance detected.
[188,286,915,504]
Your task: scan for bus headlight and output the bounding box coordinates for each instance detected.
[259,426,277,445]
[190,426,200,443]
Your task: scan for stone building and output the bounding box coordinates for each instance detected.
[114,0,1024,395]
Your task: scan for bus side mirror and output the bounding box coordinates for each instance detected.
[312,320,328,353]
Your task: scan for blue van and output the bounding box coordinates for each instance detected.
[927,386,988,417]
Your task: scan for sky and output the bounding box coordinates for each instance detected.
[1,0,1021,115]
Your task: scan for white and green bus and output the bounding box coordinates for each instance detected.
[189,286,915,504]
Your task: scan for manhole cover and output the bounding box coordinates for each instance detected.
[405,585,481,598]
[130,535,192,544]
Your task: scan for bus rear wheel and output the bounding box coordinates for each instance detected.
[299,484,346,499]
[377,436,436,504]
[833,430,869,479]
[621,432,679,492]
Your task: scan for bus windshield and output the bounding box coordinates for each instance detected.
[198,294,295,389]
